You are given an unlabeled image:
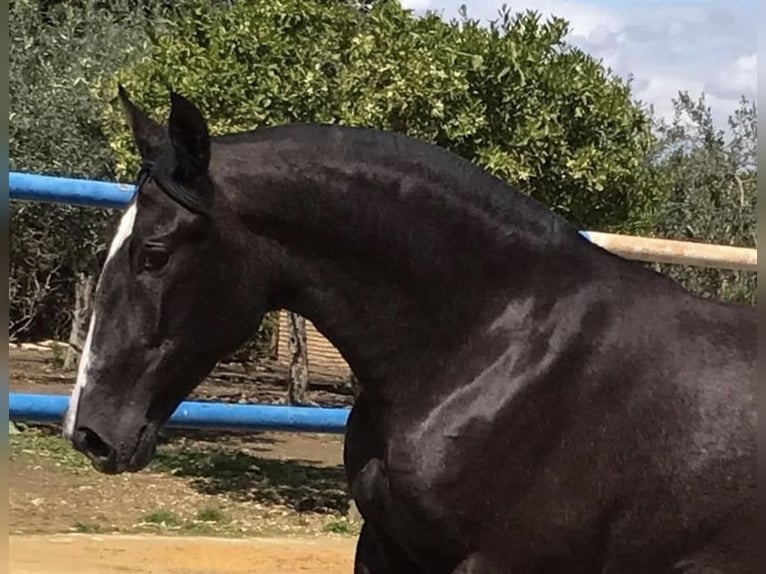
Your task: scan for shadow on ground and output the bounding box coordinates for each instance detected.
[158,428,281,450]
[150,437,351,515]
[20,423,352,516]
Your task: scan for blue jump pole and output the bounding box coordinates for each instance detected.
[9,171,600,245]
[9,393,350,434]
[9,172,135,209]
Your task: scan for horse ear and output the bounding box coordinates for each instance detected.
[117,85,165,160]
[168,91,211,179]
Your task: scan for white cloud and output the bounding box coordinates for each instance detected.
[399,0,757,130]
[719,53,757,94]
[400,0,432,9]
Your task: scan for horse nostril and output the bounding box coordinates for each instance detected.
[75,427,114,461]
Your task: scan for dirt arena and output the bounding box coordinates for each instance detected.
[10,534,355,573]
[9,344,359,573]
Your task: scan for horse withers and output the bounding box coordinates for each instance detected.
[63,88,757,573]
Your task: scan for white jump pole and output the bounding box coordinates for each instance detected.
[582,231,757,272]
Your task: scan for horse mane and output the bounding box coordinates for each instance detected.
[213,123,579,246]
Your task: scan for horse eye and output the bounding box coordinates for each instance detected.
[141,246,170,273]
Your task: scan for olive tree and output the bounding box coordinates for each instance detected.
[9,0,174,361]
[651,93,756,304]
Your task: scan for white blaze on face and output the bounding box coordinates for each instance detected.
[62,203,138,441]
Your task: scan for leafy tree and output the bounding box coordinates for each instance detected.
[650,93,756,304]
[101,0,662,233]
[9,0,172,346]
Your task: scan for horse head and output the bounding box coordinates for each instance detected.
[63,88,272,473]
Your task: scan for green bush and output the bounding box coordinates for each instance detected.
[101,0,662,233]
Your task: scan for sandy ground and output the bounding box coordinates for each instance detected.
[9,534,356,574]
[10,345,359,573]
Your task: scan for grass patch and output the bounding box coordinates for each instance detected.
[142,509,182,527]
[195,506,227,523]
[323,517,354,535]
[72,521,102,533]
[150,448,257,475]
[9,427,91,472]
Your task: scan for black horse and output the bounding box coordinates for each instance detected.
[63,88,756,573]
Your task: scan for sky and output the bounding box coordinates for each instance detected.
[399,0,757,130]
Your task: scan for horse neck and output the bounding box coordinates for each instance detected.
[215,126,581,399]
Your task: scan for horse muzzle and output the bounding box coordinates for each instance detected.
[69,412,159,474]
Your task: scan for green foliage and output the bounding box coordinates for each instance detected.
[9,0,171,339]
[141,509,183,526]
[323,517,354,534]
[9,426,93,471]
[195,507,228,523]
[650,93,756,304]
[72,521,105,533]
[102,0,661,232]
